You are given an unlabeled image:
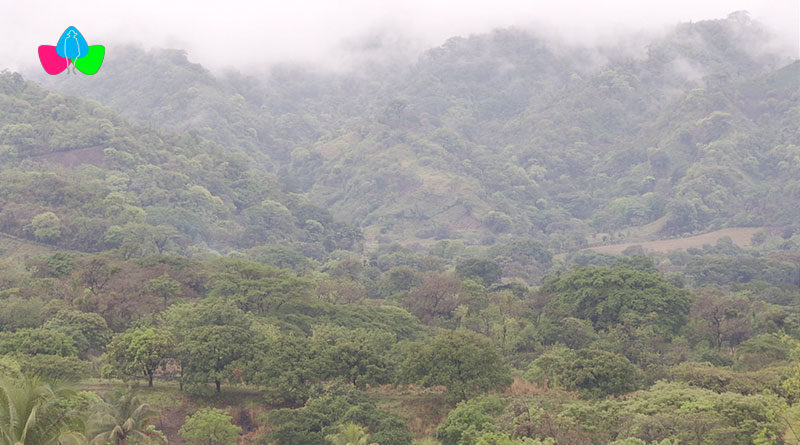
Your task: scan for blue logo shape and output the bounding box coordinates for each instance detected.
[56,26,89,59]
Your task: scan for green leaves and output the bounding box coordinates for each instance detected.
[43,310,111,358]
[437,395,505,445]
[266,385,412,445]
[89,390,164,445]
[0,329,78,357]
[0,377,87,445]
[179,408,241,445]
[542,266,692,336]
[399,331,512,402]
[526,347,643,399]
[178,325,252,392]
[105,327,175,387]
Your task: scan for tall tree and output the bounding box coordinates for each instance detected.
[399,330,512,401]
[43,309,112,358]
[542,266,692,336]
[106,328,176,387]
[146,274,182,310]
[403,272,462,324]
[179,325,253,392]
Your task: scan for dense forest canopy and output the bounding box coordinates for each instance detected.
[0,11,798,445]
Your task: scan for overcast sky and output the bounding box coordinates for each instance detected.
[3,0,798,73]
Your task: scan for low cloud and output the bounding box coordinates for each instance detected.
[2,0,797,73]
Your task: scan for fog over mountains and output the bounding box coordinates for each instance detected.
[0,4,800,445]
[16,12,796,256]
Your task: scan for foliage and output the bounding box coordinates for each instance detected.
[179,408,241,445]
[0,328,77,357]
[105,327,176,387]
[179,325,253,392]
[325,422,375,445]
[0,297,45,332]
[0,376,86,445]
[43,309,111,357]
[266,385,412,445]
[614,381,785,444]
[16,354,91,382]
[456,259,502,286]
[245,333,323,405]
[667,361,786,395]
[526,347,643,398]
[89,390,165,445]
[437,395,505,445]
[400,331,513,401]
[0,14,796,445]
[541,266,692,336]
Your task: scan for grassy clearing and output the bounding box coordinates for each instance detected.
[585,227,764,255]
[76,379,454,443]
[370,386,449,440]
[0,233,57,275]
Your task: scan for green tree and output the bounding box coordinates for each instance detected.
[17,355,91,382]
[0,297,45,332]
[43,309,111,358]
[180,325,253,392]
[246,334,323,405]
[146,274,182,310]
[208,259,312,315]
[313,325,394,389]
[403,272,462,324]
[526,347,642,398]
[475,433,555,444]
[31,212,62,243]
[456,259,502,286]
[267,385,411,445]
[542,266,691,336]
[437,395,505,445]
[483,212,512,233]
[0,377,86,445]
[325,422,375,445]
[0,328,77,357]
[783,342,800,398]
[89,390,165,445]
[400,331,512,401]
[160,299,251,333]
[106,328,176,387]
[0,123,35,147]
[616,381,785,444]
[179,408,241,445]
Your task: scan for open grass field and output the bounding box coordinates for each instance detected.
[585,227,764,255]
[0,232,57,275]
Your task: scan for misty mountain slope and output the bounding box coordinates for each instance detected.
[293,15,798,247]
[35,47,277,164]
[32,13,799,251]
[34,47,389,168]
[0,72,361,256]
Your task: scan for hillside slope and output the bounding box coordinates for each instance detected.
[33,13,800,253]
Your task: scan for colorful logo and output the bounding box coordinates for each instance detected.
[39,26,105,75]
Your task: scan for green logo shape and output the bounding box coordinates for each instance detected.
[73,45,105,75]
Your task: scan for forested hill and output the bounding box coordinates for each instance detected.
[0,73,362,257]
[29,13,800,253]
[2,10,800,445]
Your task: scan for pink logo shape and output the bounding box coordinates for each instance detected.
[38,45,70,75]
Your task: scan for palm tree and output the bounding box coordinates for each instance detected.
[0,376,86,445]
[325,422,376,445]
[88,390,163,445]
